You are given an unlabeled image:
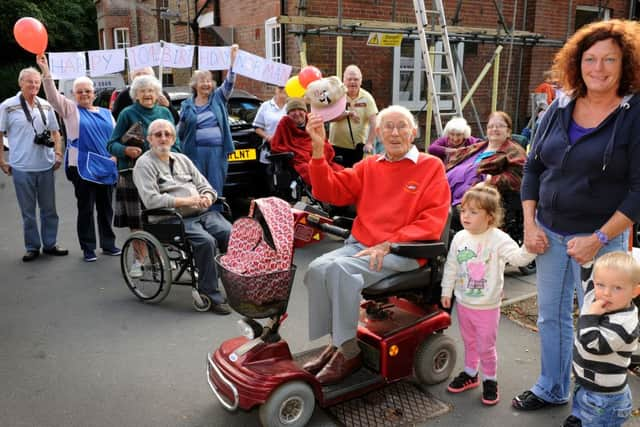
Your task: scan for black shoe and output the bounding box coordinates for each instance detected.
[563,415,582,427]
[210,302,232,315]
[512,390,565,410]
[43,246,69,256]
[447,371,480,393]
[22,250,40,262]
[482,380,499,405]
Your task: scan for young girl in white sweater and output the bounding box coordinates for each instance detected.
[441,183,535,405]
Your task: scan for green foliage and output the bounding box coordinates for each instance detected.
[0,60,31,101]
[0,0,98,63]
[0,0,98,101]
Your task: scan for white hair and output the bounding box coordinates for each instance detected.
[129,67,154,81]
[343,64,362,80]
[72,76,94,92]
[443,117,471,139]
[148,119,176,136]
[18,67,41,84]
[376,105,417,130]
[189,69,216,95]
[130,75,162,101]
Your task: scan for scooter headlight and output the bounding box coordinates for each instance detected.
[237,319,256,339]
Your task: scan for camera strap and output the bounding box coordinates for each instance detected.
[19,94,48,135]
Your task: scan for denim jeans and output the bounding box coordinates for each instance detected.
[571,384,632,427]
[182,211,231,304]
[531,224,629,404]
[12,167,59,252]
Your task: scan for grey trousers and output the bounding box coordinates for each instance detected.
[304,237,419,347]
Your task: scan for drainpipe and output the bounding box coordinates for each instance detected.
[281,0,287,65]
[190,0,214,47]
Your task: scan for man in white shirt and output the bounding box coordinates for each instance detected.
[0,67,66,262]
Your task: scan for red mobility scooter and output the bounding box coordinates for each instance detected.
[206,206,456,427]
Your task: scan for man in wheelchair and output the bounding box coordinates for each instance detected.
[302,105,451,385]
[269,97,343,186]
[133,119,232,315]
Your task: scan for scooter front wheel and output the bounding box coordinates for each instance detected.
[414,333,457,385]
[259,381,315,427]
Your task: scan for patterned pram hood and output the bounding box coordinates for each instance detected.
[220,197,294,275]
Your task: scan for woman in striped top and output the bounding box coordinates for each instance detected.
[178,45,239,212]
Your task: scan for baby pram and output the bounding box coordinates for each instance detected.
[215,197,296,319]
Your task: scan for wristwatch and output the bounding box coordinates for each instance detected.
[594,229,609,246]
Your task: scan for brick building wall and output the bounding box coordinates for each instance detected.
[96,0,632,133]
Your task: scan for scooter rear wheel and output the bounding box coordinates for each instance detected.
[414,333,457,385]
[259,380,315,427]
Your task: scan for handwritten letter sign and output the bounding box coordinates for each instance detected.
[127,43,162,70]
[48,52,86,80]
[161,42,194,68]
[198,46,230,70]
[88,49,125,77]
[234,50,291,86]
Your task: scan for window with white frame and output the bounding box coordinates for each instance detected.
[114,28,130,49]
[392,39,464,111]
[265,17,282,62]
[575,5,611,31]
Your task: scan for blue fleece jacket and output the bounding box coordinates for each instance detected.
[521,93,640,234]
[177,70,236,160]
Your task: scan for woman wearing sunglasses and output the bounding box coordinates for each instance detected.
[37,54,120,263]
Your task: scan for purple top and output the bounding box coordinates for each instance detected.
[447,151,484,205]
[428,135,480,161]
[568,119,595,145]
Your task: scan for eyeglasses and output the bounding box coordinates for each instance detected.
[382,122,410,132]
[75,89,93,94]
[487,123,508,130]
[151,131,174,138]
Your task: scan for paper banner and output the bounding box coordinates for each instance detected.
[88,49,126,77]
[160,42,194,68]
[233,50,292,87]
[126,42,162,70]
[197,46,230,70]
[48,52,86,80]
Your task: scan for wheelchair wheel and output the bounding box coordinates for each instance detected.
[121,231,172,304]
[193,292,212,312]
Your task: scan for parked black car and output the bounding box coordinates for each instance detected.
[166,88,265,217]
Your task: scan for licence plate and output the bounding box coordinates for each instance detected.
[227,148,257,162]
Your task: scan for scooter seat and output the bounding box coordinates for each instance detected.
[362,266,433,297]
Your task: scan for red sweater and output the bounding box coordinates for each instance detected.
[309,152,451,246]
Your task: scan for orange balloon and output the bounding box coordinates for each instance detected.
[13,17,48,55]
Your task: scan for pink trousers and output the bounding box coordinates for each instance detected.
[456,304,501,378]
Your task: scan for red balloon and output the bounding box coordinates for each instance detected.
[298,66,323,88]
[13,17,48,55]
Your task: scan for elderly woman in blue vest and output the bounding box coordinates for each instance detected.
[178,44,239,211]
[36,54,119,263]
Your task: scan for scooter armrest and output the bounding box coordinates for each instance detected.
[389,241,447,259]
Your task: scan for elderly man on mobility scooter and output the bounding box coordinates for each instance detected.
[303,104,451,384]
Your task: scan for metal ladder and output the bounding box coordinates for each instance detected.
[412,0,462,136]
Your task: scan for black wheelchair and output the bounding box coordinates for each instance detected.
[120,202,230,311]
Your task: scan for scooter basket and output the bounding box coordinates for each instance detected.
[215,256,297,319]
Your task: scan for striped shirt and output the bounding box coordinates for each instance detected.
[573,270,639,393]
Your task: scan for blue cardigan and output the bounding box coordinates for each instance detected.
[178,71,236,159]
[521,93,640,234]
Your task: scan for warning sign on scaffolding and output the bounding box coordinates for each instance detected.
[366,32,403,47]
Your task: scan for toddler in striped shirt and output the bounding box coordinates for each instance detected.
[564,251,639,427]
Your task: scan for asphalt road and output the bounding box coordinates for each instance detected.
[0,171,638,427]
